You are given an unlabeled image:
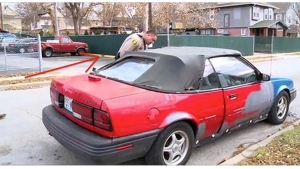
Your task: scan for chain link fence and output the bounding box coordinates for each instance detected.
[0,34,43,74]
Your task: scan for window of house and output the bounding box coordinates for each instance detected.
[268,9,273,20]
[10,18,15,24]
[224,14,230,27]
[276,14,282,20]
[264,9,269,20]
[209,9,214,20]
[252,6,259,20]
[44,20,49,25]
[288,15,292,24]
[241,28,247,36]
[206,29,211,35]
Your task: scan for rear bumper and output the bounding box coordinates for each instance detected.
[290,89,297,103]
[42,105,160,164]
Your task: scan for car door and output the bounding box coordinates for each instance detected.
[209,56,272,133]
[60,37,72,52]
[191,59,225,140]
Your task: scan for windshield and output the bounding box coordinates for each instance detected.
[96,57,155,82]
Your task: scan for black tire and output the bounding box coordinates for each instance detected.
[77,48,85,56]
[42,48,53,58]
[70,52,77,56]
[145,122,194,165]
[266,91,290,125]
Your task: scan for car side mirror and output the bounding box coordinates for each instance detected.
[262,73,270,81]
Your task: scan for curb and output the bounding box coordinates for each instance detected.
[219,119,300,165]
[0,80,52,91]
[247,55,300,63]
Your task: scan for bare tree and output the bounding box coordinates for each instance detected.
[15,2,58,34]
[64,2,95,35]
[91,2,124,26]
[151,2,219,30]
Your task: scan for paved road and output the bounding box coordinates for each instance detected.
[0,52,113,74]
[0,57,299,165]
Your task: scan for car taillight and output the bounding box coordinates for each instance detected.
[50,88,64,107]
[9,44,14,47]
[71,101,93,124]
[93,109,112,131]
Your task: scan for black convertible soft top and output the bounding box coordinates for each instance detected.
[101,46,242,92]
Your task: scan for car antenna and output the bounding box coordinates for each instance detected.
[269,36,274,78]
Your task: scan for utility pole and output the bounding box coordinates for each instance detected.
[0,3,3,29]
[143,3,148,32]
[54,2,59,36]
[148,2,152,30]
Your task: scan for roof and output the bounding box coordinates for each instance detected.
[287,25,300,33]
[143,46,242,58]
[116,46,242,92]
[249,20,289,29]
[268,3,292,13]
[203,2,279,9]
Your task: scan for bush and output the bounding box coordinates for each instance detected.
[84,30,89,35]
[39,30,44,36]
[94,31,101,35]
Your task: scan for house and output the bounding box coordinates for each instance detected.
[30,11,64,35]
[202,2,289,37]
[269,2,300,37]
[0,5,22,33]
[31,9,91,35]
[59,18,91,35]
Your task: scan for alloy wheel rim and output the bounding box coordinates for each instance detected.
[162,130,189,165]
[277,96,287,119]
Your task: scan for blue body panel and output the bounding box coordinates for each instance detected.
[270,77,294,98]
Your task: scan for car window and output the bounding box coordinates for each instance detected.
[96,57,155,82]
[200,60,220,90]
[209,56,257,88]
[61,37,71,43]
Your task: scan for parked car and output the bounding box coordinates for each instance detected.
[33,36,89,57]
[42,46,297,165]
[0,38,18,52]
[0,30,17,39]
[6,38,38,53]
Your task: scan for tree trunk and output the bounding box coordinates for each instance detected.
[148,2,153,30]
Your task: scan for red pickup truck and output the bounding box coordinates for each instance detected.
[33,36,89,57]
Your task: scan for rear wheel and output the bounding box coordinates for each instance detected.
[77,48,85,56]
[42,48,53,57]
[145,122,194,165]
[266,91,289,125]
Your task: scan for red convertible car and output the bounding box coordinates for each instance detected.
[42,47,297,165]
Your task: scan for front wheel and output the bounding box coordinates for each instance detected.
[266,91,290,125]
[42,48,53,57]
[77,48,85,56]
[145,122,194,165]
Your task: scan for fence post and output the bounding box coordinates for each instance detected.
[37,34,43,72]
[271,36,274,54]
[252,36,255,56]
[3,39,7,70]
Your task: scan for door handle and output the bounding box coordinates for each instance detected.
[228,93,237,100]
